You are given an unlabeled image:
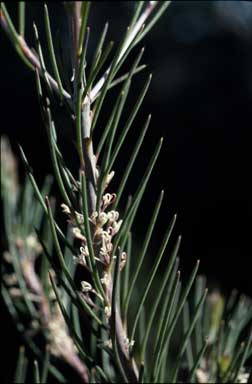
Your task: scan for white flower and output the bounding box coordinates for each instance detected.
[104,171,115,190]
[61,203,71,214]
[72,227,85,241]
[104,305,111,317]
[196,369,209,383]
[79,245,89,265]
[80,246,89,256]
[237,371,249,383]
[111,219,123,235]
[97,212,108,226]
[102,192,116,209]
[123,337,135,351]
[103,339,112,349]
[101,272,110,286]
[74,211,84,224]
[90,211,98,224]
[107,210,119,223]
[81,281,93,292]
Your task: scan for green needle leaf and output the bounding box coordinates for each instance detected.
[18,2,25,37]
[45,106,71,206]
[45,196,76,289]
[1,3,33,69]
[113,114,151,210]
[183,301,194,371]
[112,138,163,266]
[133,2,172,47]
[107,73,152,173]
[111,249,128,382]
[18,145,75,252]
[123,190,164,319]
[90,21,109,73]
[33,360,40,384]
[151,271,181,382]
[171,288,208,383]
[90,22,138,133]
[140,237,181,362]
[41,346,50,384]
[188,338,209,382]
[154,260,201,380]
[14,346,28,384]
[33,22,52,94]
[78,2,91,56]
[44,4,64,101]
[130,213,177,343]
[232,330,252,383]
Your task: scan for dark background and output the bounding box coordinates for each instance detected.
[1,1,252,382]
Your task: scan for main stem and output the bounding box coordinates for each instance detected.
[67,2,97,212]
[69,3,138,382]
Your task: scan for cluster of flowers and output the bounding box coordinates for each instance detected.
[61,192,126,270]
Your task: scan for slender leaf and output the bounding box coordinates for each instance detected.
[33,360,40,383]
[140,237,181,361]
[78,2,91,56]
[107,73,152,173]
[188,338,209,383]
[113,114,151,210]
[111,138,163,267]
[41,346,50,384]
[133,2,172,47]
[18,2,25,37]
[44,4,64,100]
[183,301,194,371]
[130,214,177,343]
[14,346,27,384]
[1,4,33,69]
[123,190,164,318]
[171,289,208,383]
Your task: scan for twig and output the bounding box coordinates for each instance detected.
[0,8,71,101]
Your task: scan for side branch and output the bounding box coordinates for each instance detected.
[0,8,71,101]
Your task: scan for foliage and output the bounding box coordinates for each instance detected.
[1,2,251,383]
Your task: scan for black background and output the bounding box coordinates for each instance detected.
[1,2,252,382]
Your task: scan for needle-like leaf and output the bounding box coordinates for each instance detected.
[123,190,164,318]
[107,73,152,174]
[130,214,177,343]
[113,113,151,210]
[78,2,91,56]
[133,2,172,47]
[14,346,28,384]
[44,4,64,101]
[41,346,50,384]
[188,338,209,382]
[1,4,33,69]
[33,360,40,384]
[18,2,25,37]
[140,237,181,362]
[111,137,163,263]
[171,288,208,383]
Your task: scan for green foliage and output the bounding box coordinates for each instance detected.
[1,2,251,383]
